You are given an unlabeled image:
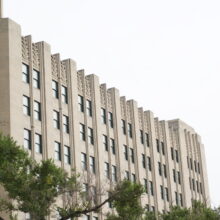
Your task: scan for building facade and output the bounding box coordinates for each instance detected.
[0,17,210,220]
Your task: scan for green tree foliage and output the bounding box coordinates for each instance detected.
[0,134,145,220]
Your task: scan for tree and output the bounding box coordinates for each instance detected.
[106,181,145,220]
[0,134,144,220]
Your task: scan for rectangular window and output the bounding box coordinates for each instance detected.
[125,171,129,180]
[194,160,197,172]
[160,185,164,200]
[112,165,117,182]
[128,123,132,138]
[88,127,94,145]
[63,115,69,134]
[110,138,115,155]
[147,157,152,171]
[130,148,134,163]
[89,156,95,174]
[192,179,195,191]
[142,154,146,168]
[86,100,92,117]
[121,119,126,134]
[24,129,31,150]
[180,193,183,206]
[103,135,108,151]
[35,133,42,154]
[178,171,181,184]
[53,110,60,129]
[64,145,71,165]
[198,162,200,174]
[163,164,167,178]
[33,69,40,89]
[145,133,150,147]
[78,95,84,112]
[101,108,106,124]
[190,158,193,170]
[187,156,189,168]
[158,162,162,176]
[23,95,30,116]
[22,63,29,83]
[165,187,169,201]
[144,179,148,193]
[156,139,160,152]
[150,181,154,196]
[104,162,110,179]
[52,80,59,98]
[61,85,68,104]
[108,112,113,128]
[175,150,179,163]
[131,173,136,182]
[124,145,128,160]
[171,147,174,160]
[175,192,178,205]
[196,181,199,193]
[173,169,176,183]
[79,123,86,141]
[54,141,61,161]
[161,142,165,155]
[34,101,41,121]
[81,153,87,170]
[140,130,144,144]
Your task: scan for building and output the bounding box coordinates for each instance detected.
[0,8,210,220]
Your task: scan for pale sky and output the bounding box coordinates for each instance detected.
[4,0,220,207]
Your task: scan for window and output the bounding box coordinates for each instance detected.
[110,138,115,155]
[124,145,128,160]
[178,171,181,184]
[163,164,167,178]
[131,173,136,182]
[187,156,189,168]
[175,192,178,205]
[61,85,68,104]
[23,95,30,116]
[79,123,86,141]
[140,130,144,144]
[33,69,40,89]
[194,160,197,172]
[81,153,87,170]
[86,100,92,117]
[171,147,174,160]
[160,185,164,200]
[102,135,108,151]
[150,181,154,196]
[189,177,192,189]
[88,127,94,145]
[53,110,60,129]
[192,179,195,191]
[22,63,29,83]
[24,129,31,150]
[145,133,150,147]
[165,187,169,201]
[190,158,193,170]
[104,162,110,179]
[179,193,183,206]
[156,139,160,152]
[63,115,69,133]
[175,150,179,163]
[144,179,148,193]
[161,142,165,155]
[52,80,59,98]
[130,148,134,163]
[142,154,146,168]
[35,133,42,154]
[101,108,106,124]
[147,157,152,171]
[196,181,199,193]
[198,162,200,174]
[90,156,95,174]
[54,142,61,161]
[64,145,71,165]
[158,162,162,176]
[78,95,84,112]
[108,112,113,128]
[151,206,155,212]
[128,123,132,138]
[125,171,130,180]
[121,119,126,134]
[173,169,176,182]
[112,165,117,182]
[34,101,41,121]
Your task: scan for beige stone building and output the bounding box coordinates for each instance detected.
[0,8,210,220]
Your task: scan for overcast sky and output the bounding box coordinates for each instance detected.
[4,0,220,207]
